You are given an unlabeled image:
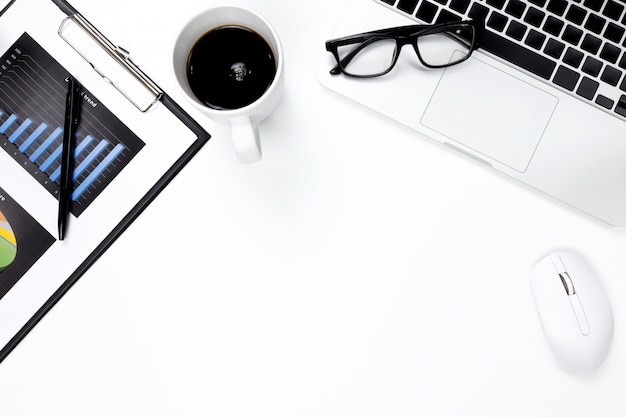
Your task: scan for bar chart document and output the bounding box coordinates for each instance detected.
[0,33,144,216]
[0,0,210,361]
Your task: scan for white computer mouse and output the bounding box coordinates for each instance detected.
[530,250,614,373]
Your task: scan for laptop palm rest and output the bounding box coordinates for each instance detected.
[421,55,558,172]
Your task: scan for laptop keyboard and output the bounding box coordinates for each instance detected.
[377,0,626,119]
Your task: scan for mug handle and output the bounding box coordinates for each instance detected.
[229,116,262,163]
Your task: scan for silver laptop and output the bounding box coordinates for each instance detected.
[318,0,626,226]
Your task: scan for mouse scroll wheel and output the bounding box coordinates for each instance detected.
[559,272,576,296]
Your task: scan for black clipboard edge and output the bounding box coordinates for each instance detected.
[0,93,210,364]
[0,0,212,363]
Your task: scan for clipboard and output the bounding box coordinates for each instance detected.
[0,0,210,362]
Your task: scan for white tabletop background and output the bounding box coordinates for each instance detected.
[0,0,624,415]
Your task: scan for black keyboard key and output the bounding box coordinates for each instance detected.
[507,20,528,40]
[553,65,580,90]
[615,95,626,116]
[380,0,395,4]
[585,14,607,34]
[582,56,604,76]
[505,0,526,18]
[600,42,621,63]
[416,0,439,22]
[584,0,605,12]
[526,29,547,49]
[544,16,565,36]
[566,5,588,25]
[525,7,546,27]
[601,65,623,85]
[433,0,448,5]
[581,34,602,54]
[562,25,584,45]
[397,0,420,14]
[604,22,625,43]
[621,77,626,91]
[468,3,490,22]
[487,12,509,31]
[603,0,624,20]
[545,38,566,58]
[480,29,557,79]
[577,77,600,99]
[436,9,462,23]
[563,47,585,67]
[449,0,472,14]
[547,0,568,16]
[529,0,547,6]
[619,52,626,69]
[596,94,614,109]
[486,0,506,9]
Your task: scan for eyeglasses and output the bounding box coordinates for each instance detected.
[325,21,480,78]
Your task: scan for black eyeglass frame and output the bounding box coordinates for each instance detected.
[326,20,481,78]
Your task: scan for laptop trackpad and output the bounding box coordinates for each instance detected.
[421,55,557,172]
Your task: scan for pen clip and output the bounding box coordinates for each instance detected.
[58,13,163,112]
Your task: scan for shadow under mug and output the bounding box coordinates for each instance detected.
[172,6,284,163]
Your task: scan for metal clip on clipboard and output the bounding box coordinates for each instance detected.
[58,13,163,112]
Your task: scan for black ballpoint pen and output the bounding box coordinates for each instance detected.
[58,76,82,241]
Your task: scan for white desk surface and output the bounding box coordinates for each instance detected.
[1,0,625,415]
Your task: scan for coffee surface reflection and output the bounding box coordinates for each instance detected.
[187,26,276,110]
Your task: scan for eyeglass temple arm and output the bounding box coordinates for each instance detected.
[329,24,432,44]
[327,21,475,46]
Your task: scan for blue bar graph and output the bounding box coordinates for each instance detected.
[39,134,94,173]
[0,114,18,134]
[1,109,128,200]
[19,123,48,153]
[73,144,125,200]
[30,127,63,163]
[72,138,109,181]
[1,107,130,201]
[50,138,109,182]
[8,119,32,143]
[0,33,144,217]
[0,105,136,216]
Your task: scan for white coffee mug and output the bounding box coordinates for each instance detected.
[172,5,284,163]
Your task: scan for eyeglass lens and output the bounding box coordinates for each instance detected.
[336,25,474,77]
[417,26,474,67]
[337,38,397,76]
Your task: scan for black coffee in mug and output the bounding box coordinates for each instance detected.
[186,26,277,110]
